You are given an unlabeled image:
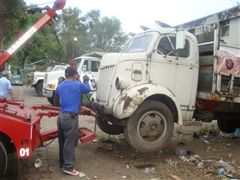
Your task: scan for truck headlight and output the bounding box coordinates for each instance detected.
[48,84,56,89]
[115,77,130,90]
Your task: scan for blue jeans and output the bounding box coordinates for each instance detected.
[57,112,79,170]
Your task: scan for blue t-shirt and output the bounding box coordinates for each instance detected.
[0,76,12,99]
[55,80,90,113]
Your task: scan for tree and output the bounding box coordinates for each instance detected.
[1,2,65,71]
[85,10,128,52]
[0,0,25,48]
[58,7,89,60]
[1,3,128,71]
[58,8,128,60]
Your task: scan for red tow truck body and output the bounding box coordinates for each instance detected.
[0,0,96,177]
[0,99,96,160]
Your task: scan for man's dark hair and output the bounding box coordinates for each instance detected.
[65,67,77,77]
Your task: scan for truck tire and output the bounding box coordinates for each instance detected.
[96,117,124,135]
[0,141,8,177]
[217,119,237,133]
[125,100,174,153]
[35,82,43,96]
[47,97,54,105]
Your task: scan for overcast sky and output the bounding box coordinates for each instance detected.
[25,0,240,33]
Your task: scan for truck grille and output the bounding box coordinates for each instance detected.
[97,65,114,103]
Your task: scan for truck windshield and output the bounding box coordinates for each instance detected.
[122,34,153,53]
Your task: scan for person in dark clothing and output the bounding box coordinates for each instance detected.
[55,67,90,176]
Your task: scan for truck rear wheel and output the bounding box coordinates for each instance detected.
[124,100,174,153]
[35,82,43,96]
[217,119,237,133]
[96,117,124,135]
[0,141,8,177]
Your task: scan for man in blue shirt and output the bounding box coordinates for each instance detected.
[55,67,90,176]
[0,68,13,100]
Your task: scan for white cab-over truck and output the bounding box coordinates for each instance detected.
[31,65,68,96]
[93,5,240,153]
[43,55,101,105]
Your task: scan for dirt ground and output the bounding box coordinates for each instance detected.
[5,86,240,180]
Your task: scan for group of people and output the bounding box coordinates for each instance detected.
[0,65,90,176]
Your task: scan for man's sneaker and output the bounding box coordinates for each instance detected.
[62,169,79,176]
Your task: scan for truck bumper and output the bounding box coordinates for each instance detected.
[42,88,54,98]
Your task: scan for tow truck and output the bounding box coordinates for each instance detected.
[0,0,96,177]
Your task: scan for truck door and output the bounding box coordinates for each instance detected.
[151,34,198,116]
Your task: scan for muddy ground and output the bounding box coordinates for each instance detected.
[5,86,240,180]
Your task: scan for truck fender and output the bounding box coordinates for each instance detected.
[0,123,34,159]
[112,84,183,125]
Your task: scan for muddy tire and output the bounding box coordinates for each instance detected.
[125,100,174,153]
[217,119,237,133]
[0,141,8,177]
[35,82,43,96]
[97,117,124,135]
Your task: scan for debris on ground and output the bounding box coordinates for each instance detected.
[79,171,86,178]
[214,160,235,173]
[135,164,156,174]
[143,167,156,174]
[197,162,204,169]
[165,159,179,167]
[34,158,42,168]
[201,138,210,145]
[234,128,240,137]
[169,174,183,180]
[219,131,235,138]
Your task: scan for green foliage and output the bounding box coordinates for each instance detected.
[4,12,64,70]
[0,0,26,47]
[58,8,128,60]
[85,10,128,52]
[1,3,128,70]
[198,124,219,136]
[59,8,89,60]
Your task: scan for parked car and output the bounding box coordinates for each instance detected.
[10,75,23,86]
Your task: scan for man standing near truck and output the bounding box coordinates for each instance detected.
[55,67,90,176]
[0,67,13,100]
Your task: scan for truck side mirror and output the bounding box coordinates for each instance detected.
[176,30,185,49]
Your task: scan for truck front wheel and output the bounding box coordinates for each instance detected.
[124,100,174,153]
[35,82,43,96]
[96,117,124,135]
[0,141,8,177]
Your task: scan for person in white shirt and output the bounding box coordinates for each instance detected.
[0,68,13,100]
